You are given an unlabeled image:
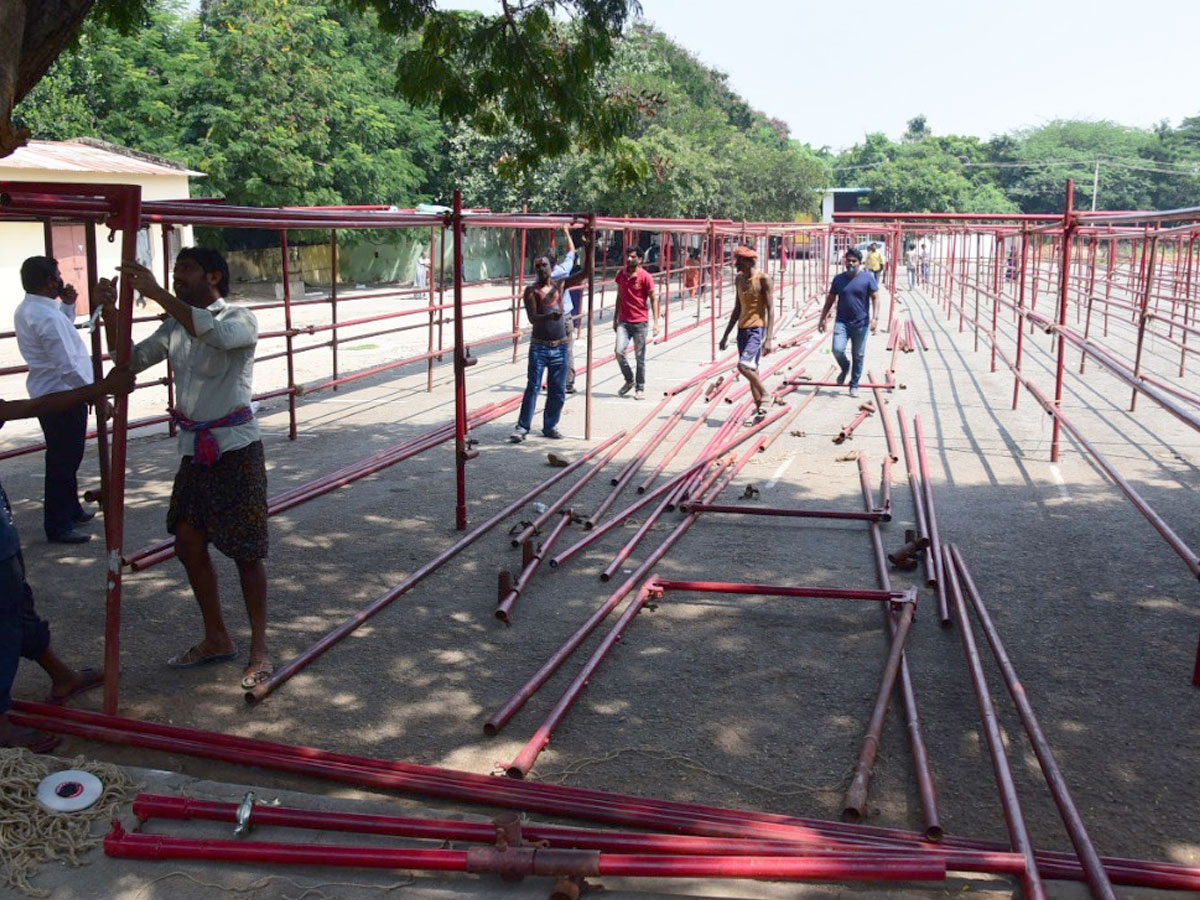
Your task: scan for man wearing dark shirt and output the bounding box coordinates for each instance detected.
[510,244,592,442]
[818,247,878,398]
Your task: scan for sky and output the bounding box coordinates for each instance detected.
[437,0,1200,152]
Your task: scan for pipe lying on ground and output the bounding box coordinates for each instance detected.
[833,403,875,444]
[947,544,1117,900]
[104,821,946,884]
[17,702,1200,889]
[941,544,1046,900]
[244,432,624,704]
[503,582,660,778]
[857,455,942,841]
[868,370,899,462]
[497,511,574,625]
[912,414,949,626]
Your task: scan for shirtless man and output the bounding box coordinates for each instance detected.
[719,245,775,420]
[510,239,593,442]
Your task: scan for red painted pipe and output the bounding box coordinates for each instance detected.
[896,409,937,591]
[550,402,788,568]
[497,510,573,625]
[245,435,630,703]
[947,545,1117,900]
[679,503,888,523]
[20,702,1200,888]
[104,823,946,883]
[912,415,949,627]
[505,583,658,777]
[868,370,898,462]
[857,456,942,841]
[833,405,874,444]
[509,430,627,547]
[941,544,1046,900]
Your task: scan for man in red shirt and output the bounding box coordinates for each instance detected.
[613,247,659,400]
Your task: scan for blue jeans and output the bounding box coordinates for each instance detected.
[517,341,568,433]
[832,321,870,389]
[614,321,648,390]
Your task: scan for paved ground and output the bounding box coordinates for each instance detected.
[2,268,1198,899]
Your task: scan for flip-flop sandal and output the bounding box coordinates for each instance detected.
[240,664,275,690]
[44,667,104,705]
[0,727,61,754]
[167,645,239,669]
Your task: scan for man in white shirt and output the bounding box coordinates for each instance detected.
[98,248,273,691]
[13,257,96,544]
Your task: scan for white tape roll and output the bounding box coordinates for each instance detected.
[36,770,104,812]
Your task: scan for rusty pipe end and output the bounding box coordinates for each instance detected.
[504,764,528,779]
[923,823,945,843]
[598,571,612,583]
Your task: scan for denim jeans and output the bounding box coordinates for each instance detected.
[517,341,568,433]
[906,266,916,288]
[832,320,870,389]
[614,321,648,390]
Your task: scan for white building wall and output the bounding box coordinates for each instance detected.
[0,170,194,327]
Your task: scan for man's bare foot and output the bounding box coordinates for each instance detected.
[241,657,275,690]
[46,667,104,704]
[0,713,60,753]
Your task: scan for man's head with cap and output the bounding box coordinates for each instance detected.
[733,244,757,274]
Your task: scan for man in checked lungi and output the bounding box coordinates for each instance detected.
[97,248,273,690]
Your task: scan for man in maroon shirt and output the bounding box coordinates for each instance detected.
[613,247,659,400]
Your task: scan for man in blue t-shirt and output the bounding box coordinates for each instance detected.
[818,247,878,398]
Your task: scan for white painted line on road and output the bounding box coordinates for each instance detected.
[765,454,795,490]
[1048,464,1071,501]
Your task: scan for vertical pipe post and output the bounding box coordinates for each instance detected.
[103,185,142,714]
[84,224,110,511]
[1050,180,1075,463]
[279,231,298,441]
[1129,232,1159,413]
[585,217,596,441]
[330,230,339,390]
[452,191,469,531]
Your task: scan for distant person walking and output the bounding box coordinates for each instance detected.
[718,245,774,421]
[682,249,701,298]
[613,247,659,400]
[905,243,918,289]
[865,242,885,287]
[918,239,930,285]
[818,247,878,399]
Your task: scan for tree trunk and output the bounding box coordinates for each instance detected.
[1,0,94,158]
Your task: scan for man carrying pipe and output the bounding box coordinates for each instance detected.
[510,238,592,443]
[97,250,273,691]
[818,247,878,399]
[0,366,135,752]
[718,245,774,422]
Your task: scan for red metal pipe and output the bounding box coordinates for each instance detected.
[941,544,1046,900]
[833,404,874,444]
[868,371,898,461]
[842,601,915,822]
[505,582,658,777]
[947,545,1117,900]
[104,823,946,883]
[497,510,573,625]
[896,409,936,585]
[857,455,942,841]
[245,435,627,703]
[912,414,949,626]
[680,503,888,522]
[23,702,1200,887]
[636,378,733,494]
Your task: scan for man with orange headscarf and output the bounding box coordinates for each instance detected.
[719,244,774,421]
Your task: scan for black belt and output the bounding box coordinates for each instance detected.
[532,337,571,347]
